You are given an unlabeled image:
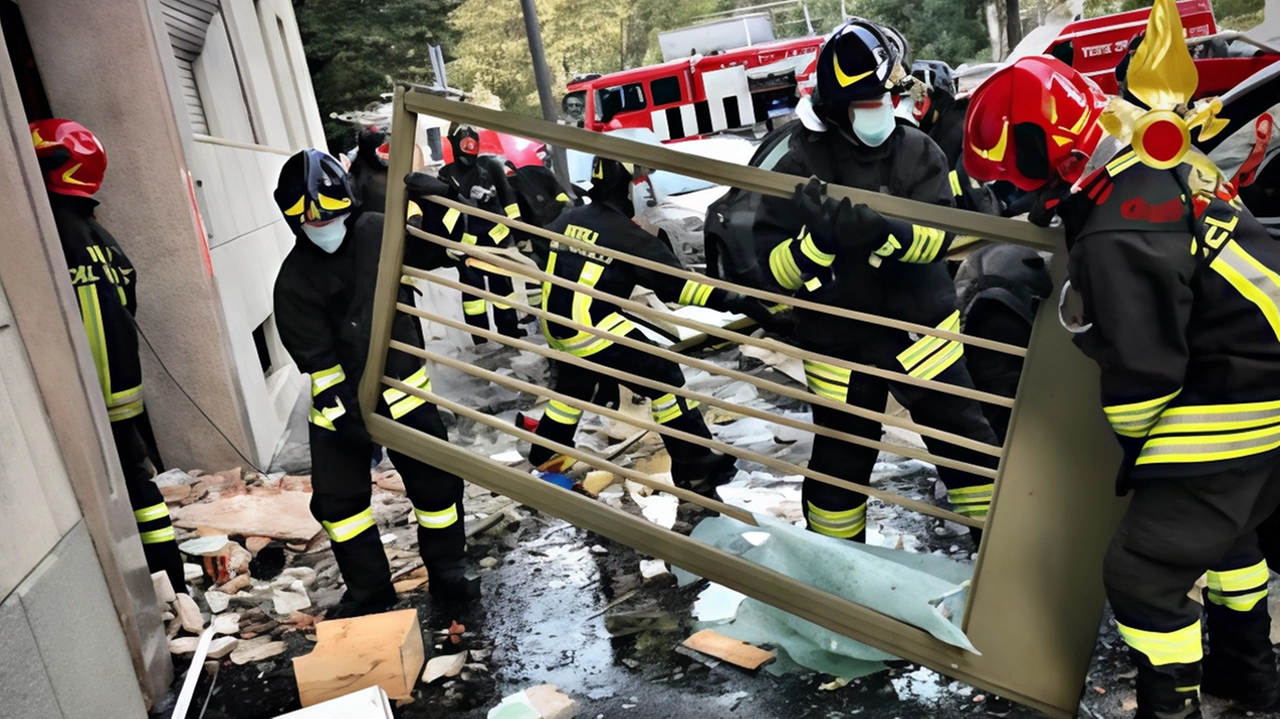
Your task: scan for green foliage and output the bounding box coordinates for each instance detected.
[294,0,462,151]
[854,0,991,66]
[449,0,728,116]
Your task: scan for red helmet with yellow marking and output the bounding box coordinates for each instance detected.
[963,56,1108,191]
[29,119,106,198]
[273,148,358,234]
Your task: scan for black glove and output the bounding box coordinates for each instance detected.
[405,172,452,203]
[720,292,793,335]
[792,178,838,254]
[793,178,890,255]
[313,382,371,444]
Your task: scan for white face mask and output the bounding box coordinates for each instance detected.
[301,216,349,253]
[849,97,896,148]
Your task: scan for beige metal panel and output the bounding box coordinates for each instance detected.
[18,0,256,472]
[221,0,292,148]
[193,14,258,144]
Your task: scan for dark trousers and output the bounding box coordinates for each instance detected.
[530,339,718,487]
[802,327,1000,542]
[1105,459,1280,713]
[111,415,185,593]
[459,264,521,340]
[309,390,465,605]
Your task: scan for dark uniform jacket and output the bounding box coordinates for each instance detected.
[439,157,523,251]
[541,203,728,357]
[273,204,458,429]
[1063,148,1280,487]
[50,194,145,423]
[752,122,956,353]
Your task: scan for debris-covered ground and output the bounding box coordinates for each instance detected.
[150,338,1280,719]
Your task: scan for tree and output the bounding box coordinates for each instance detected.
[293,0,462,151]
[856,0,991,66]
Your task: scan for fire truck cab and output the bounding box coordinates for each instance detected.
[566,36,825,141]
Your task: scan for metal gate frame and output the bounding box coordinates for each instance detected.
[362,87,1128,717]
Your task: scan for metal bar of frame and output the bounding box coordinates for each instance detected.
[425,194,1028,357]
[367,87,1129,719]
[409,225,1016,410]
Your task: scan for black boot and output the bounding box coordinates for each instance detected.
[1134,664,1203,719]
[330,582,397,619]
[671,451,738,498]
[427,556,481,603]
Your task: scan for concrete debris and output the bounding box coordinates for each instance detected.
[178,535,230,556]
[217,573,253,595]
[604,607,678,638]
[169,636,201,655]
[246,536,272,556]
[206,636,240,660]
[582,471,616,495]
[639,559,669,581]
[211,612,240,635]
[479,557,500,569]
[275,686,394,719]
[231,636,287,665]
[373,471,405,493]
[183,563,204,582]
[422,652,466,683]
[293,609,424,705]
[275,567,318,589]
[692,583,747,624]
[632,491,679,529]
[171,488,322,542]
[273,580,312,615]
[488,684,579,719]
[175,592,205,633]
[590,545,608,555]
[205,590,232,613]
[490,449,524,464]
[152,571,176,604]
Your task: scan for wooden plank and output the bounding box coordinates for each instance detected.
[682,629,775,670]
[293,609,425,705]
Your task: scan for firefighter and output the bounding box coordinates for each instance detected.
[272,149,479,612]
[30,119,187,595]
[439,125,526,342]
[349,125,390,211]
[952,244,1051,443]
[754,19,1000,543]
[964,26,1280,716]
[530,156,782,495]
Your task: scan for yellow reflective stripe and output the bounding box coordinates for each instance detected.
[555,192,570,203]
[874,233,902,258]
[903,226,945,264]
[493,292,519,311]
[311,364,346,396]
[802,360,851,384]
[504,203,521,219]
[1206,560,1269,594]
[463,299,487,315]
[108,398,145,422]
[309,396,347,430]
[442,207,461,233]
[1107,151,1141,176]
[909,341,962,380]
[322,508,376,543]
[414,503,459,529]
[651,393,697,424]
[134,502,169,523]
[949,169,963,197]
[461,233,478,246]
[383,367,432,406]
[389,395,426,419]
[806,501,866,538]
[408,201,422,220]
[544,400,583,425]
[139,526,176,544]
[769,239,803,290]
[489,222,511,242]
[1211,240,1280,342]
[1117,621,1202,666]
[678,280,715,307]
[1104,389,1181,437]
[803,360,852,403]
[1137,423,1280,465]
[799,233,835,268]
[578,262,605,287]
[309,408,336,430]
[948,484,993,517]
[549,311,634,358]
[1208,589,1267,612]
[896,311,961,370]
[1149,399,1280,436]
[77,284,110,397]
[108,385,144,407]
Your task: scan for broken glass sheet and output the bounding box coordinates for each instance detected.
[674,513,975,680]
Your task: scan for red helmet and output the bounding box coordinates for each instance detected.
[963,57,1108,192]
[29,119,106,197]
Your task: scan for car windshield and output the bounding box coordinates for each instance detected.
[566,128,756,195]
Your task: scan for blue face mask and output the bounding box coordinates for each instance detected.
[301,216,348,253]
[850,97,896,148]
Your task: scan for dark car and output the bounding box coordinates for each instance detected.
[702,122,800,288]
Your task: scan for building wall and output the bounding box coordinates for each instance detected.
[0,13,169,711]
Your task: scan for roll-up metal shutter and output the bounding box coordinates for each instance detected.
[159,0,220,135]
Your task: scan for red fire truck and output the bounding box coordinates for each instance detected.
[565,35,826,141]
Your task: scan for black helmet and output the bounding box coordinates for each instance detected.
[273,149,357,234]
[588,156,634,203]
[449,124,482,166]
[912,60,955,100]
[357,125,389,167]
[812,20,900,120]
